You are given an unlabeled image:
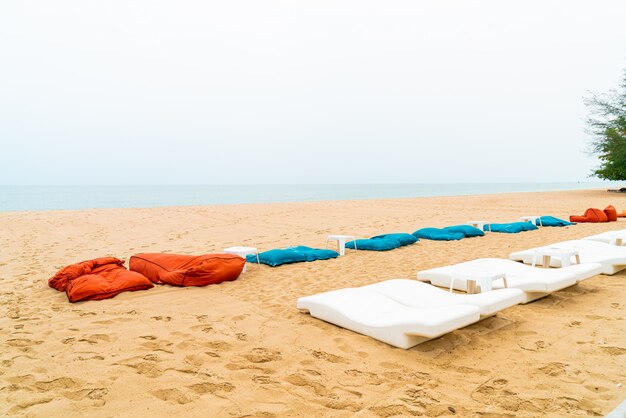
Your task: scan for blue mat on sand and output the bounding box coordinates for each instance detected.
[247,246,339,267]
[537,216,575,227]
[487,221,539,233]
[443,224,485,237]
[371,233,419,246]
[345,238,402,251]
[413,228,465,241]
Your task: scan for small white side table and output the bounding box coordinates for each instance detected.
[467,220,491,232]
[449,270,507,294]
[223,246,260,272]
[519,216,543,226]
[607,231,626,246]
[326,235,357,256]
[531,247,581,268]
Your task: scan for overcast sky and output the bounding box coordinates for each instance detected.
[1,1,625,185]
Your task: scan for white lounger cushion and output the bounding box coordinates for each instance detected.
[363,279,524,317]
[509,240,626,275]
[297,288,480,349]
[582,230,626,246]
[417,258,603,303]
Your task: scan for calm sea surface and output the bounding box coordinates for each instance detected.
[0,183,619,212]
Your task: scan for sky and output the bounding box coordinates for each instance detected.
[1,1,625,185]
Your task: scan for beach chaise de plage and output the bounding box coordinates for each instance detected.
[583,229,626,246]
[297,280,523,349]
[509,239,626,275]
[417,258,602,303]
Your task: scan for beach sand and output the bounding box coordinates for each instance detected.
[1,189,625,417]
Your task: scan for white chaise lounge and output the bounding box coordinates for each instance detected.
[509,239,626,275]
[297,281,523,349]
[582,230,626,246]
[417,258,603,303]
[363,279,523,317]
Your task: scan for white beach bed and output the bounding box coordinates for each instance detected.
[363,279,523,317]
[582,229,626,246]
[417,258,603,303]
[297,281,523,349]
[509,240,626,275]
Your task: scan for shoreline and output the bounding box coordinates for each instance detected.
[0,187,618,215]
[1,189,625,416]
[0,183,619,213]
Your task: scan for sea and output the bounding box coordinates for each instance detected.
[0,182,620,212]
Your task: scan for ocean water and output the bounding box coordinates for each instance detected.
[0,183,619,212]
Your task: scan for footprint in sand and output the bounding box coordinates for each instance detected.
[34,377,82,392]
[152,388,193,405]
[244,347,282,364]
[123,361,163,378]
[537,362,567,377]
[252,375,276,385]
[309,349,348,364]
[187,381,235,396]
[602,346,626,356]
[5,338,43,350]
[78,334,111,345]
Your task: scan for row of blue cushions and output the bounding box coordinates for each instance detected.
[248,216,575,264]
[247,246,339,267]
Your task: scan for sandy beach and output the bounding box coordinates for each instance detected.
[1,189,625,417]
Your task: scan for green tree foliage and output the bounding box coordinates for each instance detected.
[586,69,626,180]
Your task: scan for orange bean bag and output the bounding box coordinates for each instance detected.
[604,205,618,222]
[129,253,245,287]
[569,208,608,223]
[49,257,154,302]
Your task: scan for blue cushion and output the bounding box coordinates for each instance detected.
[486,223,524,233]
[247,246,339,267]
[538,216,575,227]
[443,225,485,237]
[510,221,539,231]
[248,249,306,266]
[371,233,419,246]
[288,246,339,261]
[412,228,465,241]
[345,238,402,251]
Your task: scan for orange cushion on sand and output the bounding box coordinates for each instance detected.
[569,208,608,223]
[129,253,245,287]
[49,257,154,303]
[604,205,618,222]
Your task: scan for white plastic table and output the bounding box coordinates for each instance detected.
[607,231,626,246]
[326,235,356,256]
[519,216,543,226]
[467,220,491,232]
[449,270,507,294]
[531,246,581,268]
[223,246,260,272]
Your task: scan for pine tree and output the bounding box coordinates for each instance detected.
[586,69,626,180]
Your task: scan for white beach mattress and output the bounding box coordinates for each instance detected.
[297,280,522,349]
[363,279,523,317]
[509,240,626,275]
[417,258,602,295]
[582,229,626,246]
